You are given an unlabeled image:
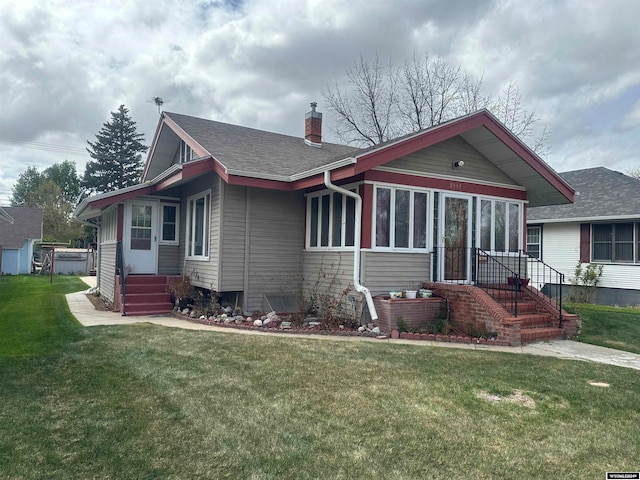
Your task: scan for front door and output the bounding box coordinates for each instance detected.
[439,194,472,282]
[124,200,158,274]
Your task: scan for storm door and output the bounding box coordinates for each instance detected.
[439,194,472,282]
[123,200,158,274]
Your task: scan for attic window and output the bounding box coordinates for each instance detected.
[180,141,194,164]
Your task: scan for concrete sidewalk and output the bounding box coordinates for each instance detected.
[68,277,640,371]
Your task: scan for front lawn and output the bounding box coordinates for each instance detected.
[1,276,639,478]
[568,303,640,354]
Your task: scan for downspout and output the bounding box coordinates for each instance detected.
[323,170,378,321]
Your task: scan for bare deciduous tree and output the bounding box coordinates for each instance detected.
[323,55,399,145]
[323,54,548,155]
[398,54,462,130]
[626,167,640,179]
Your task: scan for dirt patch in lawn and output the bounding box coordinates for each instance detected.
[475,389,537,409]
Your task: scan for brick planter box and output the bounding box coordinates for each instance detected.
[373,296,445,334]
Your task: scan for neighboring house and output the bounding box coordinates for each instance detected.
[0,206,43,275]
[0,206,15,225]
[527,167,640,305]
[75,106,576,344]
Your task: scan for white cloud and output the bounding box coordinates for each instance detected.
[0,0,639,204]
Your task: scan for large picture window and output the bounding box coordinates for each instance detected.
[306,189,356,249]
[186,191,210,259]
[374,186,429,250]
[479,199,521,252]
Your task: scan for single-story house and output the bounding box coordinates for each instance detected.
[0,206,43,275]
[75,105,577,344]
[527,167,640,305]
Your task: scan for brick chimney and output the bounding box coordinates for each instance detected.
[304,102,322,147]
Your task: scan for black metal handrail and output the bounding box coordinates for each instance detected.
[521,250,564,328]
[115,241,127,316]
[475,249,564,327]
[474,248,522,317]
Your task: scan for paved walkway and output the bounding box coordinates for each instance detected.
[67,277,640,371]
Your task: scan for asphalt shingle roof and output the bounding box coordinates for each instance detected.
[527,167,640,221]
[0,207,43,248]
[165,112,361,177]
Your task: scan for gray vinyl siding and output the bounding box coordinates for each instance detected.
[178,173,221,290]
[158,244,180,274]
[361,251,431,295]
[302,251,354,296]
[382,136,517,186]
[219,184,247,290]
[99,242,117,303]
[245,189,305,312]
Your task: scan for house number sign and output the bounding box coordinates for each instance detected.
[449,181,463,190]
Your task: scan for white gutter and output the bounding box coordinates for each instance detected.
[527,214,640,224]
[323,170,378,322]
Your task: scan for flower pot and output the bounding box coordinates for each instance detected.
[507,277,530,287]
[405,290,417,299]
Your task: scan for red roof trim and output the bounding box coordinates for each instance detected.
[90,185,154,209]
[351,110,573,203]
[480,120,574,202]
[353,113,486,174]
[142,114,212,182]
[141,115,166,181]
[155,171,183,191]
[364,170,527,200]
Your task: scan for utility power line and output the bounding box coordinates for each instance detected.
[0,136,89,156]
[0,137,148,163]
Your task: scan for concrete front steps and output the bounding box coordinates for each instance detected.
[114,275,174,315]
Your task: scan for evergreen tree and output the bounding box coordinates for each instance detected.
[84,105,148,194]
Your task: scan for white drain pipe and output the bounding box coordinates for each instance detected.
[324,170,378,321]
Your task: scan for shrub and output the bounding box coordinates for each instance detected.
[569,262,603,303]
[396,316,409,333]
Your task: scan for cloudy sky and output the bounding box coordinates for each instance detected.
[1,0,639,204]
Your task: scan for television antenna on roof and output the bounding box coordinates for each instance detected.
[148,96,170,114]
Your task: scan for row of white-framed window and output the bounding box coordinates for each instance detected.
[306,184,523,253]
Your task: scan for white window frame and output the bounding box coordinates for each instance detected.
[101,205,118,243]
[185,190,211,260]
[371,182,431,252]
[305,185,358,250]
[477,196,524,254]
[526,225,542,259]
[180,140,194,164]
[159,203,179,245]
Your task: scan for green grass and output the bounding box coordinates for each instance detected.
[1,276,639,478]
[0,275,85,356]
[568,302,640,354]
